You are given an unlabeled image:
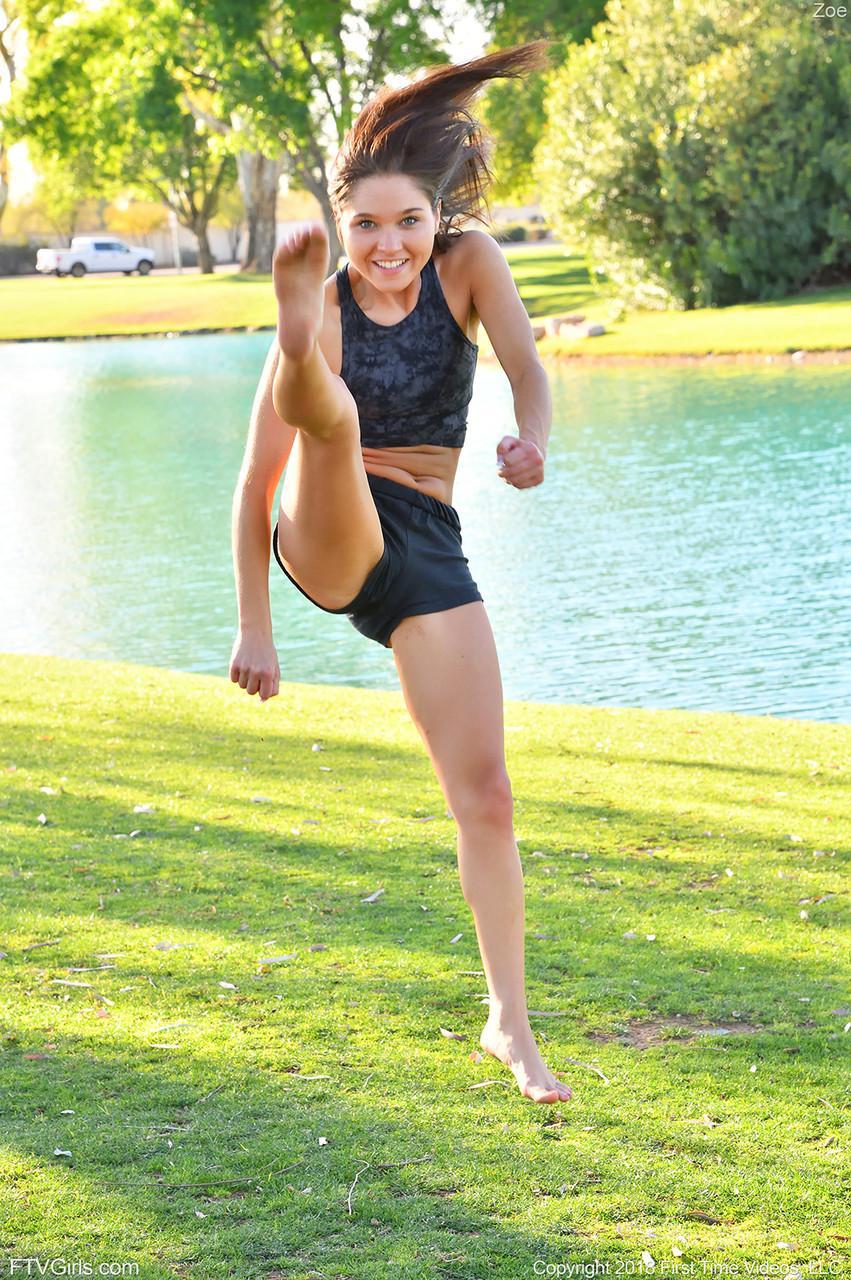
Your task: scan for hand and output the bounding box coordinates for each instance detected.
[230,631,280,702]
[496,435,545,489]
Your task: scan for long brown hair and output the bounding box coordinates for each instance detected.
[329,41,552,253]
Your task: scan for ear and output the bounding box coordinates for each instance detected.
[434,197,442,230]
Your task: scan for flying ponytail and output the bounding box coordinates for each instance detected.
[328,41,552,252]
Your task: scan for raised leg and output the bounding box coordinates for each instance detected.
[271,221,385,609]
[391,602,573,1105]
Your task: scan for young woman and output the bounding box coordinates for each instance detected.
[230,42,571,1106]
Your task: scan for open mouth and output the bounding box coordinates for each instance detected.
[373,258,409,273]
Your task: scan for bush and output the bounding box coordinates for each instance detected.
[496,224,528,242]
[535,0,851,308]
[0,239,44,276]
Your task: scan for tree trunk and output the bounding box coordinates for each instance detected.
[195,220,215,273]
[314,185,344,270]
[236,150,283,273]
[0,146,8,231]
[292,146,343,273]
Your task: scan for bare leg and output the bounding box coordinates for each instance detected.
[391,603,573,1105]
[456,822,572,1104]
[271,220,352,438]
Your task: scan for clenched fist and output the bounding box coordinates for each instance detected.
[496,436,545,489]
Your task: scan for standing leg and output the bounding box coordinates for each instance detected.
[391,602,572,1105]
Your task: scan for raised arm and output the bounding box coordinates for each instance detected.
[230,337,298,700]
[463,229,551,488]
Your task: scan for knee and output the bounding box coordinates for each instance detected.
[450,767,514,831]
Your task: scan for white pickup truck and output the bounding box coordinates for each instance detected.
[36,236,155,278]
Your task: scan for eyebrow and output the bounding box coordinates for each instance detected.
[351,206,427,218]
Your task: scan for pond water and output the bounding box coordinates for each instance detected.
[2,334,849,722]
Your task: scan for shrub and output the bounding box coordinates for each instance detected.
[496,223,528,242]
[535,0,851,308]
[0,239,44,276]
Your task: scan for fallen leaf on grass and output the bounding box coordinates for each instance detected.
[133,804,155,814]
[259,954,296,965]
[439,1027,466,1041]
[361,888,385,903]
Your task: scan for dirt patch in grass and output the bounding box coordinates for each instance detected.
[587,1014,763,1049]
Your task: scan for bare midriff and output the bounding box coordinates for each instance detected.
[361,443,462,506]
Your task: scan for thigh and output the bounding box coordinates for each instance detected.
[391,601,511,817]
[277,424,386,610]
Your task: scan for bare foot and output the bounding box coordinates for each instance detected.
[479,1015,572,1105]
[273,221,329,362]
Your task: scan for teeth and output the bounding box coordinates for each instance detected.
[375,259,407,268]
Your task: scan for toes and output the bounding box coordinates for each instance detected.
[527,1085,561,1103]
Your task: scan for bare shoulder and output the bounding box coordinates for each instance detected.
[450,230,537,383]
[452,228,510,281]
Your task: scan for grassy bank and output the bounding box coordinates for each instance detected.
[1,653,849,1277]
[2,247,849,357]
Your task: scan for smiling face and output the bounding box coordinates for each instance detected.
[338,172,441,290]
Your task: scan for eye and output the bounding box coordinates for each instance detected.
[356,216,420,229]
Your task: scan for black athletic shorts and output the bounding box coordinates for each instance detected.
[271,472,483,648]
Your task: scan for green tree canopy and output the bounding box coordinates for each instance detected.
[8,3,233,269]
[10,0,461,270]
[475,0,607,204]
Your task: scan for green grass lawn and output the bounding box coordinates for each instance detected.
[2,653,849,1277]
[0,270,275,341]
[2,246,849,357]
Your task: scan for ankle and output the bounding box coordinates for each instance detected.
[485,1002,531,1030]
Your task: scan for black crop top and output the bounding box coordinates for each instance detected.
[335,253,478,449]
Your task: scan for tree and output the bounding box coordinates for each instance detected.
[7,4,233,271]
[0,0,20,229]
[535,0,851,308]
[28,154,101,242]
[474,0,607,203]
[167,0,455,270]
